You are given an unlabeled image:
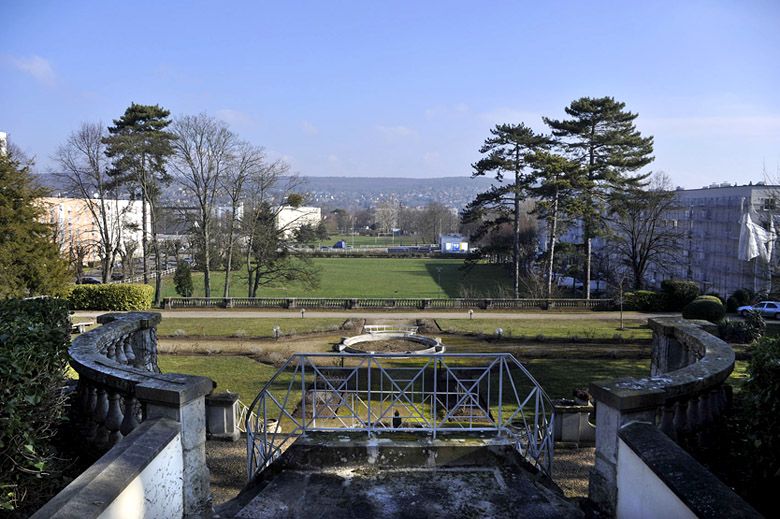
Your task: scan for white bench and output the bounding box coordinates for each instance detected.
[71,321,94,334]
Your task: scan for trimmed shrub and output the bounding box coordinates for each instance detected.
[173,261,193,297]
[67,283,154,311]
[682,296,726,323]
[742,335,780,486]
[718,311,765,344]
[624,290,665,311]
[0,298,71,512]
[726,288,754,312]
[661,279,700,311]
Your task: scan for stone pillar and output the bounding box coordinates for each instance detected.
[137,375,214,518]
[206,392,241,441]
[588,400,656,517]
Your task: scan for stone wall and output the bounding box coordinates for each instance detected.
[587,317,759,517]
[50,312,214,517]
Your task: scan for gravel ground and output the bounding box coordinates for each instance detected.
[553,447,596,498]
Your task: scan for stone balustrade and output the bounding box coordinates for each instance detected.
[588,317,750,517]
[65,312,214,517]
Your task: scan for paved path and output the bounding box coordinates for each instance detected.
[73,309,677,320]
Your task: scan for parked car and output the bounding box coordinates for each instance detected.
[737,301,780,319]
[78,277,102,284]
[111,273,125,281]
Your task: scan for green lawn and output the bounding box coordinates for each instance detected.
[438,319,652,341]
[325,234,426,247]
[162,258,511,299]
[157,317,346,337]
[158,354,651,401]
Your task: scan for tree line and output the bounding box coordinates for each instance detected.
[464,96,682,298]
[54,104,319,304]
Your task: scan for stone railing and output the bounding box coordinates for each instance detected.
[163,296,614,310]
[43,312,214,517]
[588,317,759,517]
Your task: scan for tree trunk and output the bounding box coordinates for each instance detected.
[546,187,559,299]
[223,212,236,298]
[512,155,521,299]
[141,193,149,285]
[150,203,163,306]
[585,236,592,299]
[203,227,211,299]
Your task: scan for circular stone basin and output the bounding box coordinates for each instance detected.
[336,332,445,354]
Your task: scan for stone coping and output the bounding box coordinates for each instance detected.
[338,332,445,354]
[589,317,735,411]
[618,422,760,518]
[69,312,213,405]
[32,418,181,518]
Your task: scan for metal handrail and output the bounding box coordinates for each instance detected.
[246,352,554,480]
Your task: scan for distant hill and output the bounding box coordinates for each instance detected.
[300,176,495,210]
[35,172,497,211]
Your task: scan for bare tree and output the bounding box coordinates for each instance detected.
[241,165,319,297]
[170,114,238,297]
[607,172,685,289]
[54,122,133,282]
[220,142,266,297]
[375,197,400,235]
[118,238,139,278]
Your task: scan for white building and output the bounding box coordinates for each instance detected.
[440,234,469,253]
[276,205,321,238]
[40,196,147,262]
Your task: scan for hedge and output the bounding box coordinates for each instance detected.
[682,296,726,323]
[67,283,154,311]
[661,279,699,311]
[624,290,666,311]
[0,298,71,512]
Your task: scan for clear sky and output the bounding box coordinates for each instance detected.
[2,0,779,188]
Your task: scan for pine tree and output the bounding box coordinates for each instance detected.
[544,97,654,298]
[104,103,175,305]
[465,124,549,298]
[0,151,70,298]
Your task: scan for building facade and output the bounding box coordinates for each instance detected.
[276,205,321,238]
[40,197,146,263]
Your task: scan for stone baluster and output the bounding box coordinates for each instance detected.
[115,337,128,364]
[93,387,110,448]
[673,399,688,434]
[120,394,141,436]
[106,341,116,362]
[659,403,676,440]
[686,394,700,431]
[105,390,124,445]
[698,391,712,426]
[84,385,99,441]
[123,335,136,365]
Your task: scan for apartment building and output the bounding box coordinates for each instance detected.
[39,196,146,263]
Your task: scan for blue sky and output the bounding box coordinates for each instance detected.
[2,1,779,187]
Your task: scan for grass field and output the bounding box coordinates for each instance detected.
[156,318,347,337]
[162,258,511,299]
[324,234,427,247]
[437,319,652,341]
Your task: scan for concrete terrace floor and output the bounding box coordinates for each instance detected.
[210,434,589,518]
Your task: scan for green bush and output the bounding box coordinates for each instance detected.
[173,261,193,297]
[742,335,780,485]
[682,296,726,323]
[0,298,71,512]
[661,279,700,311]
[726,288,754,312]
[624,290,665,311]
[67,283,154,310]
[718,311,765,343]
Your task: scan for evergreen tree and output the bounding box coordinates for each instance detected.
[104,103,175,305]
[173,260,193,297]
[526,151,583,298]
[464,123,549,297]
[0,151,70,298]
[544,97,654,298]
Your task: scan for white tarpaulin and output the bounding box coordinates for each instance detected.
[738,212,776,262]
